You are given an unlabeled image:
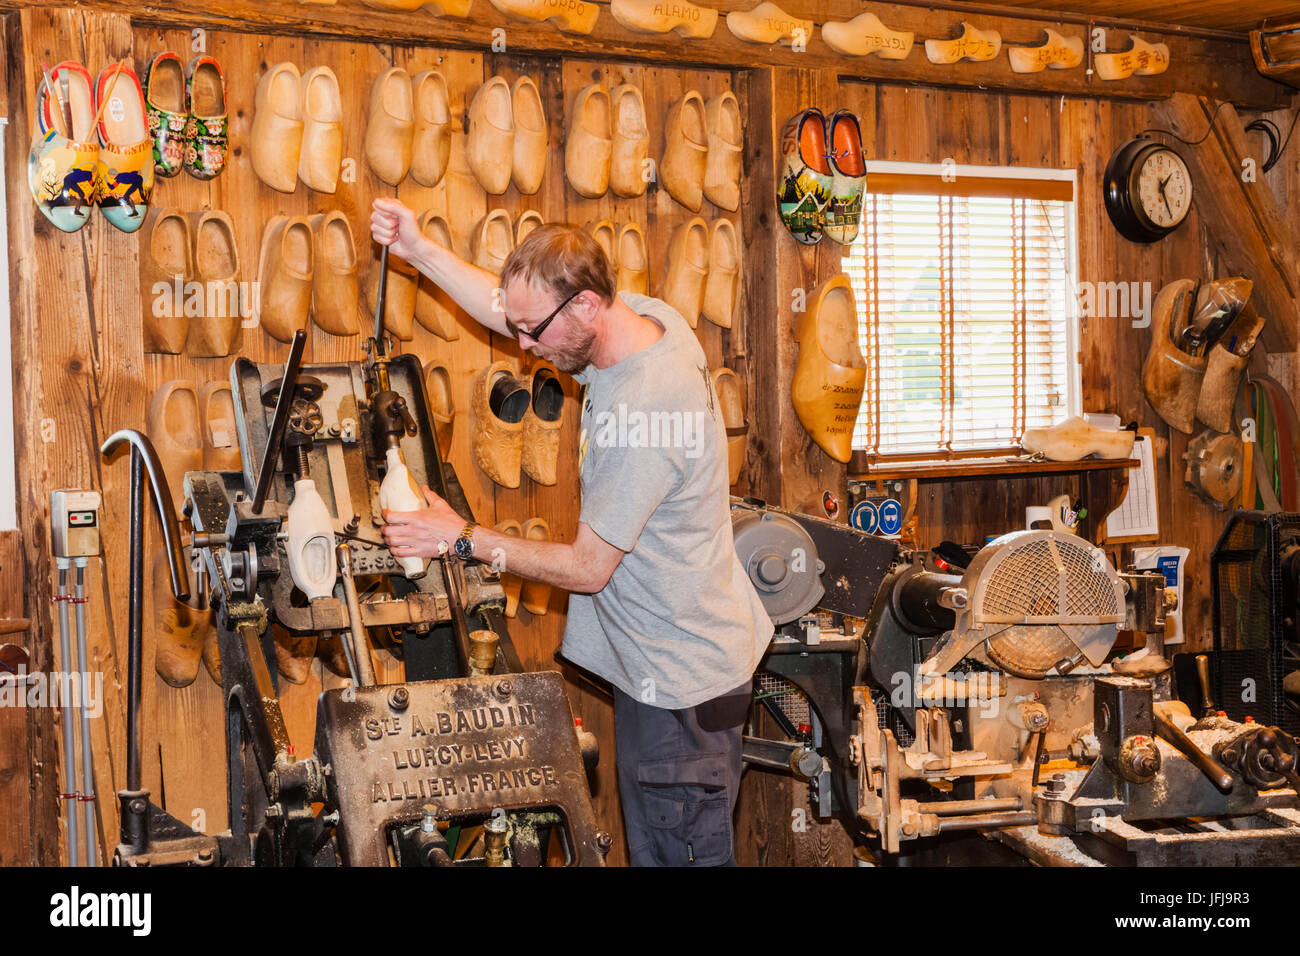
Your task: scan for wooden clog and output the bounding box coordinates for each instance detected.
[519,517,553,614]
[472,361,529,488]
[821,11,914,59]
[587,219,617,267]
[415,211,462,341]
[925,22,1002,64]
[702,218,740,328]
[703,91,742,212]
[1021,416,1136,461]
[611,0,717,37]
[712,367,748,486]
[494,519,523,617]
[424,360,456,453]
[95,62,154,233]
[143,52,187,177]
[1008,29,1084,73]
[487,0,599,34]
[468,76,514,195]
[472,208,515,276]
[365,66,414,186]
[272,623,317,685]
[152,549,209,688]
[565,84,612,198]
[141,207,193,354]
[1095,35,1170,80]
[257,215,314,343]
[1198,308,1265,433]
[726,2,813,46]
[522,361,564,486]
[198,380,242,471]
[514,209,545,246]
[512,75,548,195]
[251,62,303,193]
[792,275,866,463]
[824,109,866,245]
[147,379,203,510]
[410,70,452,188]
[616,223,649,296]
[299,65,343,192]
[661,91,708,212]
[310,211,360,337]
[661,217,710,328]
[28,61,98,233]
[610,83,649,198]
[184,55,228,180]
[1141,279,1206,434]
[185,209,242,356]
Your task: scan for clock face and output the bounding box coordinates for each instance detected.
[1134,148,1192,230]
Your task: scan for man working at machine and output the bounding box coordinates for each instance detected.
[370,198,774,867]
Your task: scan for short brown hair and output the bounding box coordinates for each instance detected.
[500,223,616,307]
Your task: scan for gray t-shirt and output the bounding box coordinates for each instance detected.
[562,292,774,710]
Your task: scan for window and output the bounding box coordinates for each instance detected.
[844,162,1081,463]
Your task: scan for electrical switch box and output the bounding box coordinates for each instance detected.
[50,489,102,558]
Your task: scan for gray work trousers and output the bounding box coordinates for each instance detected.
[613,680,751,867]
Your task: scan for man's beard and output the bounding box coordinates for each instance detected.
[537,321,597,374]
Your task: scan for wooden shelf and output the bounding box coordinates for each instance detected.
[854,457,1139,482]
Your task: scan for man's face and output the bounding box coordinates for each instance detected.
[503,278,597,374]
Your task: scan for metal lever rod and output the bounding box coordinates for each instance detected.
[1153,708,1235,793]
[252,329,308,513]
[336,544,376,687]
[1195,653,1216,717]
[372,244,389,350]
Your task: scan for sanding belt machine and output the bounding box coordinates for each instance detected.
[732,498,1300,865]
[101,248,607,867]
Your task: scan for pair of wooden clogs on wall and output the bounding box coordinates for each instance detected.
[252,62,347,193]
[366,66,454,188]
[143,52,228,180]
[587,221,649,297]
[779,108,866,246]
[473,361,565,488]
[28,61,156,234]
[256,211,364,341]
[467,74,548,195]
[147,378,240,688]
[142,207,242,355]
[493,518,554,617]
[662,217,741,329]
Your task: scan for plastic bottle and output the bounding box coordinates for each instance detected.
[379,446,429,578]
[286,478,337,599]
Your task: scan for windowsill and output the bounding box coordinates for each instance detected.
[852,456,1138,481]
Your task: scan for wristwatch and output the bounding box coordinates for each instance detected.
[453,521,477,560]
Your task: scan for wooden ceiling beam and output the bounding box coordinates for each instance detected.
[0,0,1288,108]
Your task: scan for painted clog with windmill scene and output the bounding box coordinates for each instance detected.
[777,107,832,244]
[27,61,99,233]
[824,109,866,245]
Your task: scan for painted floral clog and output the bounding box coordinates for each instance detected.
[95,62,155,233]
[143,52,188,177]
[185,56,227,179]
[28,61,98,233]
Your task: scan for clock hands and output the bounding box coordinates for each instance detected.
[1158,174,1174,219]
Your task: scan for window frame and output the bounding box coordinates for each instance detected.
[848,160,1083,464]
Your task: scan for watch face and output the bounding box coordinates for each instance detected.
[1134,147,1191,231]
[454,534,473,559]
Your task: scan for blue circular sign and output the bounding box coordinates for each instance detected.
[879,499,903,535]
[850,500,879,534]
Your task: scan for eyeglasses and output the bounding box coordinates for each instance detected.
[505,290,581,344]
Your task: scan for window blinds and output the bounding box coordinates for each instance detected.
[844,181,1078,462]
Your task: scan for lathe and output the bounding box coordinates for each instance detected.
[733,498,1300,866]
[100,251,606,868]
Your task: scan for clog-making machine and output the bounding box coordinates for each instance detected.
[101,250,606,867]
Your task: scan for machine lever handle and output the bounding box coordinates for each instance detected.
[1195,653,1215,717]
[1153,708,1234,793]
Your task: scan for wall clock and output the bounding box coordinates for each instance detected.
[1103,137,1193,243]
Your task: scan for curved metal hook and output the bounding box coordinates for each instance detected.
[101,429,191,602]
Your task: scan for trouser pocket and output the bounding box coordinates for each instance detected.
[642,786,733,866]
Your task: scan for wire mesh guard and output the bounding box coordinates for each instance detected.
[964,531,1124,678]
[1211,511,1300,732]
[755,671,810,731]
